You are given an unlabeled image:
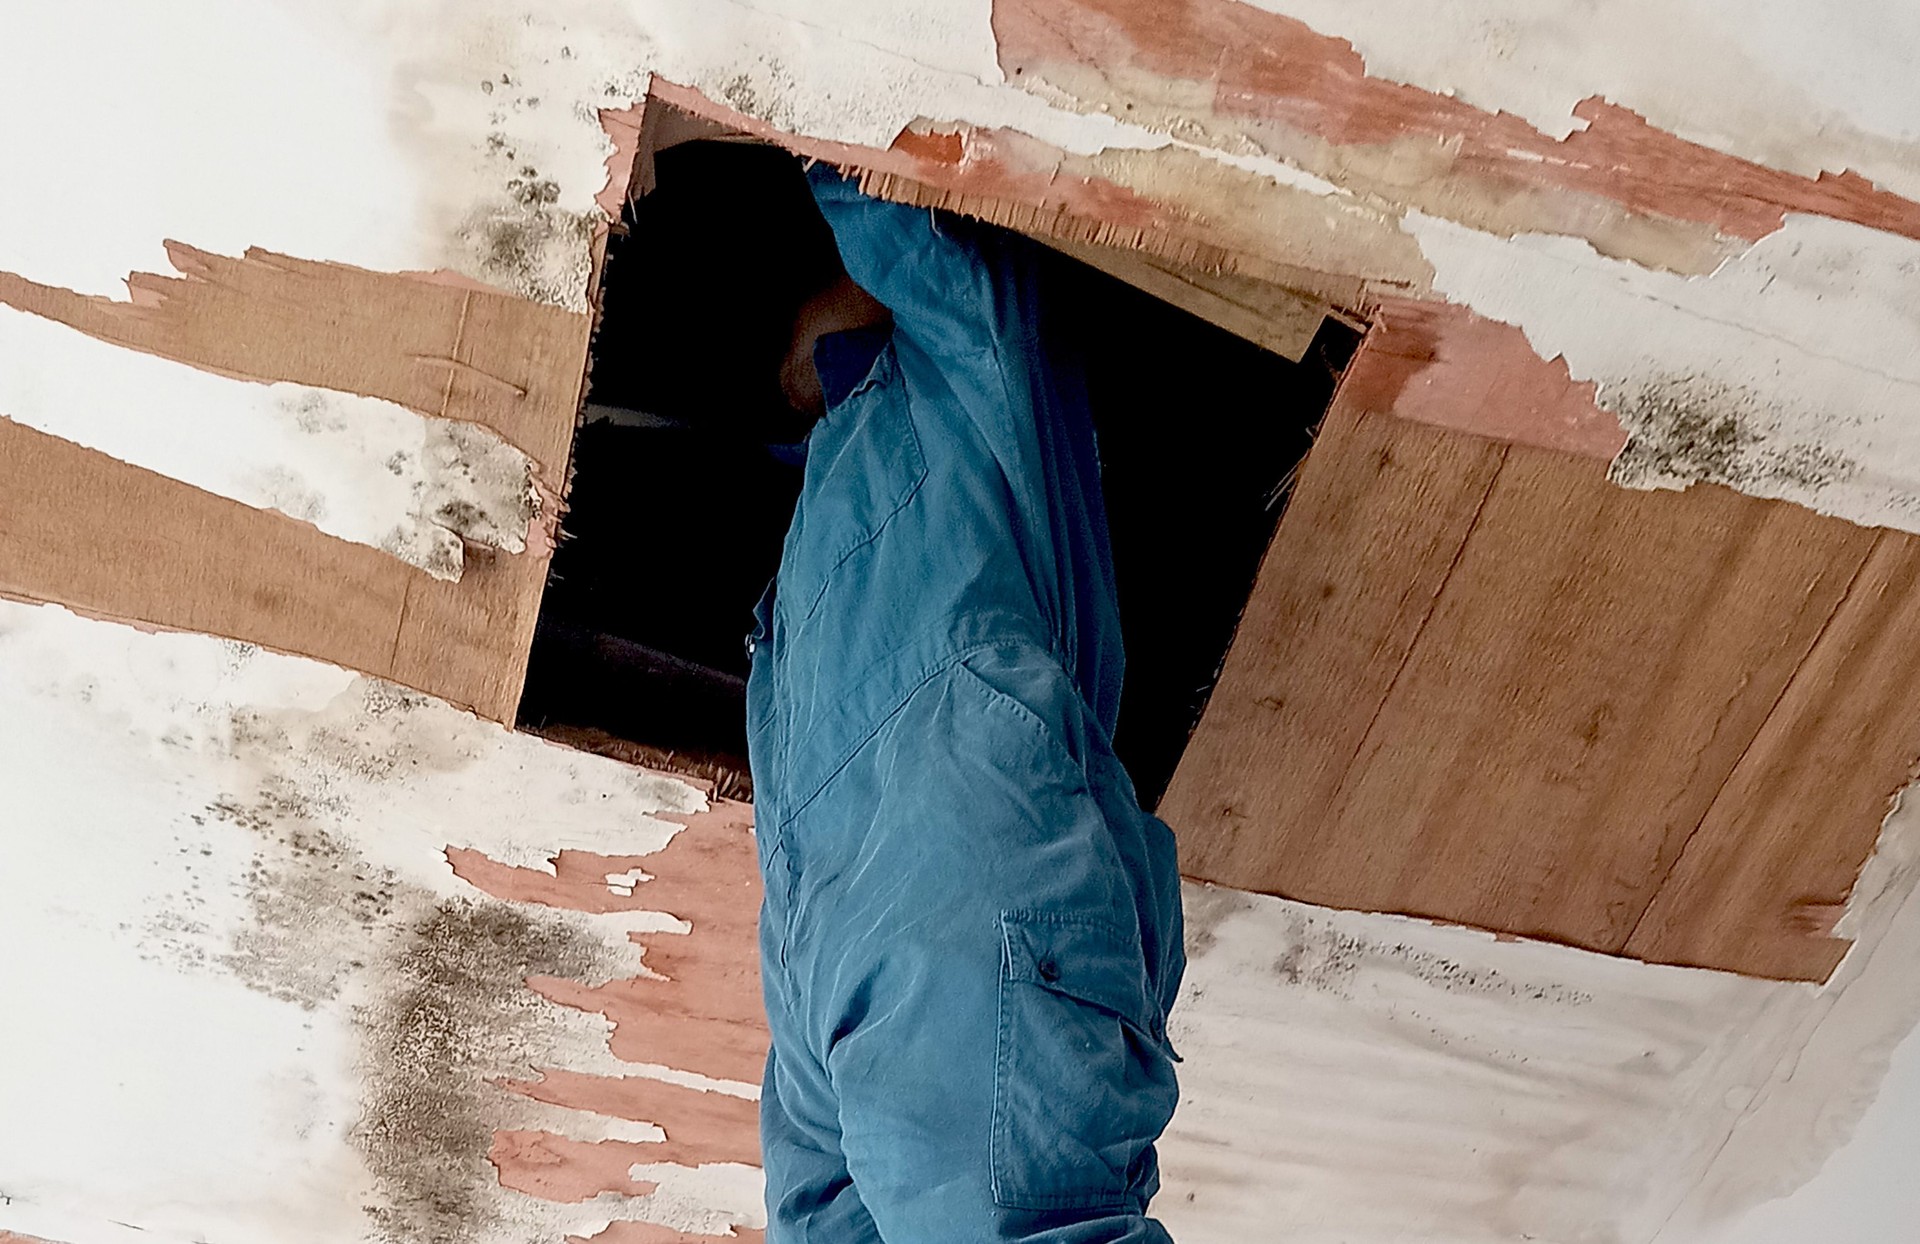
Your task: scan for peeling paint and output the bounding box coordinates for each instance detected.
[0,305,539,580]
[0,601,760,1244]
[1413,212,1920,534]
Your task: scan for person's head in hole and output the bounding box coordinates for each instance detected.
[600,139,890,442]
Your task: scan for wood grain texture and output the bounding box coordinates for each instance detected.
[1159,404,1507,882]
[1625,532,1920,980]
[0,246,587,478]
[0,418,543,719]
[0,247,593,720]
[1164,405,1894,980]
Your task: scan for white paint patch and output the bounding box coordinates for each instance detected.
[0,0,431,298]
[605,868,650,896]
[1410,211,1920,533]
[1159,858,1920,1243]
[610,1063,761,1102]
[0,600,721,1244]
[0,305,538,579]
[1246,0,1920,198]
[621,1162,769,1237]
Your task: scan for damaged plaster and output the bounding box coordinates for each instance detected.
[1412,211,1920,533]
[0,602,762,1244]
[13,0,1919,536]
[1224,0,1920,199]
[0,305,538,580]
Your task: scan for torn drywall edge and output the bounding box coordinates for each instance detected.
[0,251,586,485]
[0,306,536,581]
[989,0,1920,268]
[0,425,544,722]
[1410,211,1920,537]
[645,79,1429,299]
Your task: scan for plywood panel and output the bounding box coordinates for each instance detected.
[1165,406,1889,979]
[1625,532,1920,981]
[0,246,594,720]
[1159,405,1507,882]
[0,418,546,720]
[0,247,587,478]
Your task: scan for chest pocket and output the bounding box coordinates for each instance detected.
[777,355,927,629]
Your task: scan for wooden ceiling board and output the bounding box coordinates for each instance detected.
[1164,404,1506,885]
[1624,531,1920,981]
[1163,406,1898,981]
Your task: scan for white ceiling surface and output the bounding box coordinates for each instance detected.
[3,599,1919,1243]
[0,305,537,579]
[1679,1023,1920,1243]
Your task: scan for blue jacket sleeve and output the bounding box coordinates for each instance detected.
[807,164,1034,368]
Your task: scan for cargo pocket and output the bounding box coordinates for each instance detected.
[991,911,1179,1211]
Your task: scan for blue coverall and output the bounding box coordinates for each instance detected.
[748,167,1185,1243]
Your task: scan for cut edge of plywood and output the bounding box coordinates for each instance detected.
[1029,232,1342,361]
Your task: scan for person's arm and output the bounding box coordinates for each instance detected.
[807,163,1035,366]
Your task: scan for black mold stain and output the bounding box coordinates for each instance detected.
[463,203,597,306]
[1376,936,1593,1007]
[1271,921,1365,994]
[199,684,642,1240]
[716,59,800,132]
[1612,374,1856,493]
[355,896,612,1244]
[214,785,402,1009]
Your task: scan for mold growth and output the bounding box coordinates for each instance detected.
[188,677,685,1242]
[271,387,542,583]
[457,130,600,308]
[214,785,400,1009]
[1610,373,1857,496]
[356,896,627,1244]
[381,419,542,581]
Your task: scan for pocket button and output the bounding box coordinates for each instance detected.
[1036,958,1061,983]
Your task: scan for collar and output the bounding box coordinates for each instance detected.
[813,323,892,411]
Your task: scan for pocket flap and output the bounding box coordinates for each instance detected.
[1000,911,1156,1034]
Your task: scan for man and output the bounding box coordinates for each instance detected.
[641,143,1185,1241]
